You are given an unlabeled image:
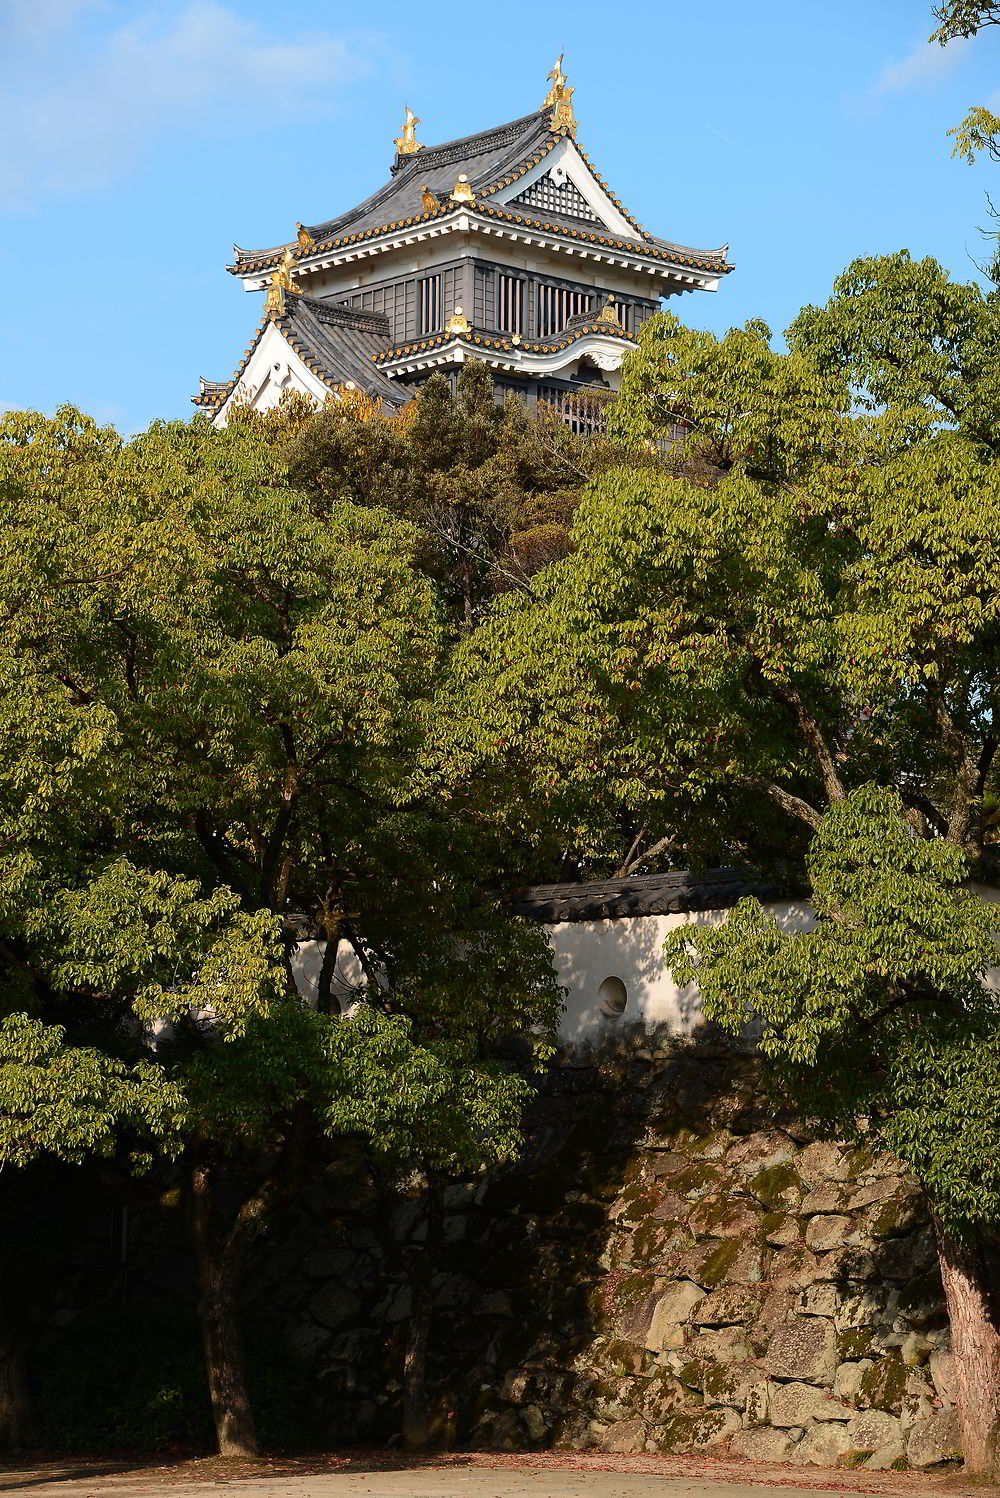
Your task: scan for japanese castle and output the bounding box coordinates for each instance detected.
[194,61,731,424]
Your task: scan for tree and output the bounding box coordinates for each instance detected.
[932,4,1000,171]
[446,255,1000,1472]
[668,787,1000,1474]
[284,362,608,627]
[0,405,562,1455]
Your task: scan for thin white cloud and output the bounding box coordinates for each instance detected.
[867,32,970,100]
[0,1,369,210]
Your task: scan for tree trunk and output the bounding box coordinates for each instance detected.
[0,1292,31,1449]
[934,1218,1000,1477]
[401,1181,443,1451]
[188,1170,259,1458]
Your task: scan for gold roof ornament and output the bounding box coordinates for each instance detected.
[394,106,423,156]
[267,244,302,314]
[595,295,622,329]
[445,305,472,336]
[449,174,476,206]
[543,53,576,137]
[421,184,438,211]
[296,222,315,248]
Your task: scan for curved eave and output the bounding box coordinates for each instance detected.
[373,321,637,379]
[191,312,272,414]
[232,207,730,296]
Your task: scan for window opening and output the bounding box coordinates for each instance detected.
[418,274,441,335]
[598,976,628,1018]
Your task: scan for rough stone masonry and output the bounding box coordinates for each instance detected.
[249,1037,964,1470]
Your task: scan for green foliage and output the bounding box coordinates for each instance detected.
[447,254,1000,876]
[0,395,562,1189]
[931,2,1000,43]
[668,787,1000,1236]
[0,1014,180,1167]
[285,362,604,625]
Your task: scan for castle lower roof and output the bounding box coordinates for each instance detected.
[193,293,406,416]
[510,870,786,923]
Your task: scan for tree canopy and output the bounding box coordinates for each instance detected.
[0,397,563,1453]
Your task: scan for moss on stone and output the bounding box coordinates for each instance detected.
[749,1162,802,1207]
[697,1239,742,1288]
[668,1161,724,1198]
[701,1361,736,1403]
[677,1358,708,1392]
[844,1145,875,1181]
[869,1193,912,1240]
[838,1451,874,1468]
[837,1328,875,1360]
[897,1268,944,1316]
[859,1353,908,1412]
[650,1405,728,1453]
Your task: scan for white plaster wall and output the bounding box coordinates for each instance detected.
[290,939,366,1008]
[551,900,816,1047]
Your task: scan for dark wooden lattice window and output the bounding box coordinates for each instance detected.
[496,274,524,334]
[536,284,593,338]
[537,384,611,436]
[418,274,440,335]
[513,172,599,223]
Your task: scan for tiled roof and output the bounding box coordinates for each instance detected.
[372,315,637,367]
[192,294,405,415]
[510,870,786,923]
[227,110,731,281]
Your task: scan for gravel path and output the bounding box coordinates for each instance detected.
[0,1451,985,1498]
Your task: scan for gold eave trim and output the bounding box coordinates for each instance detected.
[236,212,725,293]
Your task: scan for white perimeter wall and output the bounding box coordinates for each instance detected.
[290,885,1000,1048]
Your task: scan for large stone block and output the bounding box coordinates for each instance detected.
[645,1279,706,1349]
[796,1422,853,1466]
[692,1284,767,1327]
[730,1426,804,1462]
[805,1214,855,1252]
[688,1197,763,1240]
[834,1359,873,1401]
[768,1381,852,1427]
[686,1325,753,1365]
[309,1281,362,1329]
[834,1287,896,1332]
[866,1189,924,1241]
[766,1320,838,1385]
[798,1141,850,1184]
[800,1182,846,1215]
[650,1405,742,1453]
[928,1348,958,1405]
[602,1417,647,1453]
[906,1406,963,1468]
[726,1132,797,1175]
[846,1408,903,1451]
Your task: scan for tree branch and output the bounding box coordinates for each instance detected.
[259,724,300,909]
[770,679,846,804]
[745,778,823,831]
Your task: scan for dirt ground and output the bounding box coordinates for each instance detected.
[0,1451,990,1498]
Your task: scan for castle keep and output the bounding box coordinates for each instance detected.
[194,61,731,424]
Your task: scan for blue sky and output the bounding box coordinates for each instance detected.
[1,0,998,434]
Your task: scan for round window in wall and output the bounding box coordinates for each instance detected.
[598,975,628,1018]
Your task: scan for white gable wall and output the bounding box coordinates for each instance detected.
[213,320,329,427]
[492,137,638,240]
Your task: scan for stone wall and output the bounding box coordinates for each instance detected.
[247,1038,962,1469]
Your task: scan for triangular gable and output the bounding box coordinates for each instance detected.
[510,171,601,225]
[488,136,639,241]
